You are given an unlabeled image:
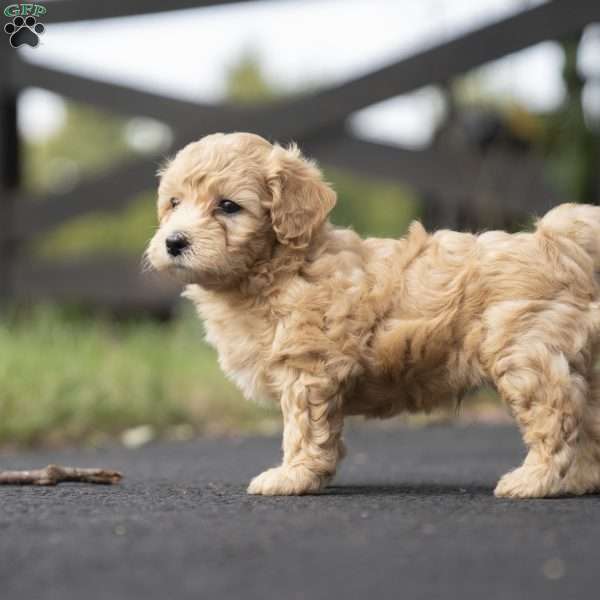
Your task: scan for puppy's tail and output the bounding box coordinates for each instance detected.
[537,203,600,271]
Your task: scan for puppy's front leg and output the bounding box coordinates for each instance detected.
[248,370,345,496]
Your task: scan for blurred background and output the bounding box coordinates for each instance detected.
[0,0,599,449]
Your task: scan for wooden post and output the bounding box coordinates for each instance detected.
[0,45,19,306]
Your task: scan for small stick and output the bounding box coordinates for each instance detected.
[0,464,123,486]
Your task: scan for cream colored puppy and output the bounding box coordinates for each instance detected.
[147,132,600,498]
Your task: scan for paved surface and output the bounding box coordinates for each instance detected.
[1,424,599,600]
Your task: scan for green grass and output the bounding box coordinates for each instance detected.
[0,307,279,448]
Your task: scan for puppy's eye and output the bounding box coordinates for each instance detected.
[169,197,180,209]
[218,199,242,214]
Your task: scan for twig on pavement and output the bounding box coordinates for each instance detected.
[0,465,123,486]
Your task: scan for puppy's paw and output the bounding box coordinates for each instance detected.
[494,466,557,499]
[247,465,325,496]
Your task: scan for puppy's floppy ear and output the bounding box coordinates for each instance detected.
[264,143,336,249]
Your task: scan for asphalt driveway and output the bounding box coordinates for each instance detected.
[1,424,598,599]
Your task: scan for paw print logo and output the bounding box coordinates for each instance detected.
[4,16,45,48]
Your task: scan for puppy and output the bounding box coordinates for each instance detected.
[147,132,600,498]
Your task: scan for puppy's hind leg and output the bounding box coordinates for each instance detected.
[247,369,345,496]
[560,366,600,494]
[492,348,588,498]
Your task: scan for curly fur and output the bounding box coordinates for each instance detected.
[147,132,600,498]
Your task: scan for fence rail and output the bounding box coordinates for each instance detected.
[1,0,598,312]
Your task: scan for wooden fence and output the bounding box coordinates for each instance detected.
[1,0,599,313]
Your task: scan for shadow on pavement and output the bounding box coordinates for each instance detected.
[322,483,494,497]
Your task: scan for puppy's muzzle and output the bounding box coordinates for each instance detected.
[165,232,190,257]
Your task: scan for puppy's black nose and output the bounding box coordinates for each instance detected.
[166,232,189,257]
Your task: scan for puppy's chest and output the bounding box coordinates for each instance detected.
[203,313,275,403]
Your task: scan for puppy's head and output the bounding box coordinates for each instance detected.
[146,132,336,289]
